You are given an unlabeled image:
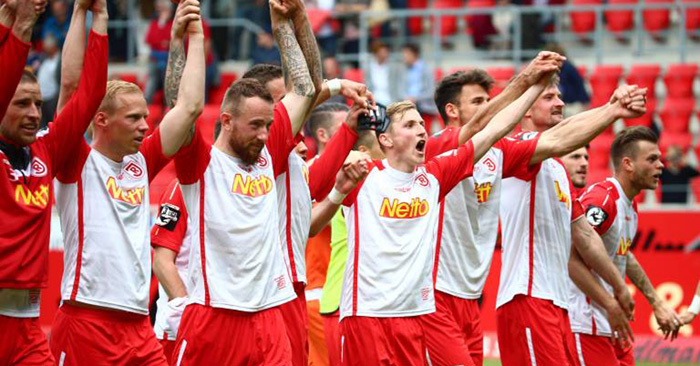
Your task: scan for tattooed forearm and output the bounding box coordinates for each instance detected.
[292,13,322,91]
[165,40,186,108]
[626,252,660,307]
[274,20,315,98]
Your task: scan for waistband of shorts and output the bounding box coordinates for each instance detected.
[60,303,148,322]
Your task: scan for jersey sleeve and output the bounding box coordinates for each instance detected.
[341,161,375,207]
[425,141,476,201]
[497,136,541,180]
[140,128,171,182]
[308,123,358,201]
[0,28,31,120]
[151,180,189,252]
[425,127,460,160]
[0,24,9,44]
[579,183,617,235]
[44,31,108,176]
[268,102,298,178]
[174,124,212,185]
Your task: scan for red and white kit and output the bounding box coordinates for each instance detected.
[276,123,357,366]
[421,127,539,366]
[150,179,194,363]
[497,131,584,366]
[171,102,297,365]
[0,30,107,365]
[339,142,475,366]
[569,177,637,366]
[51,124,171,365]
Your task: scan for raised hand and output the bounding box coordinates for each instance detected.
[89,0,108,14]
[611,86,647,119]
[269,0,304,19]
[335,153,370,194]
[13,0,46,41]
[519,51,566,86]
[172,0,202,39]
[339,79,374,110]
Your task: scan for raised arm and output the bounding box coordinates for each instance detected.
[530,85,647,165]
[314,79,374,110]
[270,0,316,135]
[0,3,14,31]
[571,216,634,317]
[158,3,205,157]
[456,52,564,145]
[286,0,322,96]
[626,252,681,340]
[56,0,92,112]
[469,78,547,162]
[163,0,198,109]
[569,248,634,346]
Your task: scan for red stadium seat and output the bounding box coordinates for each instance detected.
[465,0,496,36]
[115,73,142,88]
[146,104,164,134]
[447,66,474,75]
[209,72,237,106]
[589,65,624,107]
[570,0,602,34]
[435,68,444,82]
[605,0,637,33]
[643,0,673,33]
[199,105,221,145]
[659,98,695,133]
[485,66,515,97]
[659,132,692,154]
[624,98,657,127]
[433,0,462,36]
[663,63,698,99]
[408,0,428,35]
[686,0,700,32]
[588,134,614,170]
[626,64,661,98]
[576,65,589,80]
[343,68,365,83]
[586,167,612,188]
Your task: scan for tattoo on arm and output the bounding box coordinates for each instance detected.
[293,14,322,90]
[274,20,315,98]
[164,41,186,109]
[626,252,659,307]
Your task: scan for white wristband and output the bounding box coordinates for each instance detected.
[328,187,347,205]
[327,78,342,97]
[689,294,700,315]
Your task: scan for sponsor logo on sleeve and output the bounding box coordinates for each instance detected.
[585,206,608,227]
[156,203,181,231]
[379,198,430,219]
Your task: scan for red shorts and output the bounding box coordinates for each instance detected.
[49,304,167,366]
[279,282,309,366]
[496,295,579,366]
[159,339,177,365]
[172,304,291,366]
[573,333,635,366]
[421,291,483,366]
[614,340,634,366]
[322,311,341,366]
[0,315,54,366]
[339,316,427,366]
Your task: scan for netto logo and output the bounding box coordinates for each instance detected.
[105,177,145,206]
[123,161,144,179]
[15,184,50,208]
[554,180,570,209]
[474,182,493,203]
[231,174,273,197]
[379,198,429,219]
[617,237,632,256]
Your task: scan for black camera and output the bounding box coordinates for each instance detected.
[357,103,390,133]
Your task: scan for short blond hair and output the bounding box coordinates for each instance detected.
[97,80,143,114]
[386,100,417,126]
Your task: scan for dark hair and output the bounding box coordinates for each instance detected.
[402,43,420,57]
[216,79,274,139]
[371,41,389,54]
[21,68,38,84]
[307,102,349,145]
[241,64,283,87]
[610,126,659,168]
[434,70,494,122]
[354,130,377,150]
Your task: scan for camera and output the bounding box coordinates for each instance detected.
[357,103,390,133]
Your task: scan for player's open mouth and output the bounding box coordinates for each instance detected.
[21,124,38,134]
[135,136,144,143]
[416,140,426,153]
[652,173,661,180]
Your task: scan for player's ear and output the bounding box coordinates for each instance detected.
[445,103,459,120]
[317,128,329,144]
[93,111,108,129]
[378,132,392,149]
[220,112,233,132]
[621,156,634,173]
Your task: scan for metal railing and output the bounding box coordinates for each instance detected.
[355,2,700,72]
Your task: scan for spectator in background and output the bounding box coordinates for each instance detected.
[42,0,71,47]
[232,0,269,59]
[201,20,221,103]
[144,0,174,104]
[660,145,700,203]
[322,56,347,104]
[306,0,338,55]
[37,35,61,128]
[108,0,131,61]
[251,30,281,65]
[334,0,370,56]
[366,41,392,105]
[545,43,589,114]
[395,44,437,115]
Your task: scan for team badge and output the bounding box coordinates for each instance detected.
[123,161,144,179]
[585,206,608,227]
[156,203,181,231]
[30,157,47,177]
[483,158,497,172]
[415,174,430,187]
[257,155,269,168]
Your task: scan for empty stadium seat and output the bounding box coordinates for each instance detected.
[576,65,589,80]
[408,0,428,35]
[589,65,624,107]
[570,0,601,34]
[659,98,695,133]
[447,67,474,75]
[435,68,444,82]
[209,72,237,106]
[587,167,612,188]
[626,64,661,98]
[486,66,515,97]
[663,63,698,99]
[643,0,673,33]
[343,68,365,83]
[624,98,657,127]
[686,0,700,33]
[605,0,637,33]
[146,104,164,134]
[588,134,614,170]
[199,105,221,145]
[434,0,462,36]
[659,132,693,153]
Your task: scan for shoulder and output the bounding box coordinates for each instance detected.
[511,131,540,141]
[580,180,619,228]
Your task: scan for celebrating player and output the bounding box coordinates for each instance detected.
[570,126,682,366]
[496,84,648,366]
[561,146,589,197]
[49,1,204,364]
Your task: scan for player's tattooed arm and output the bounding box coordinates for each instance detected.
[626,252,681,340]
[286,0,322,95]
[164,40,185,109]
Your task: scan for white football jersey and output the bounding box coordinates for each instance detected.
[569,177,636,336]
[340,142,475,320]
[174,103,297,312]
[56,131,170,314]
[276,152,312,284]
[426,127,539,299]
[498,131,583,310]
